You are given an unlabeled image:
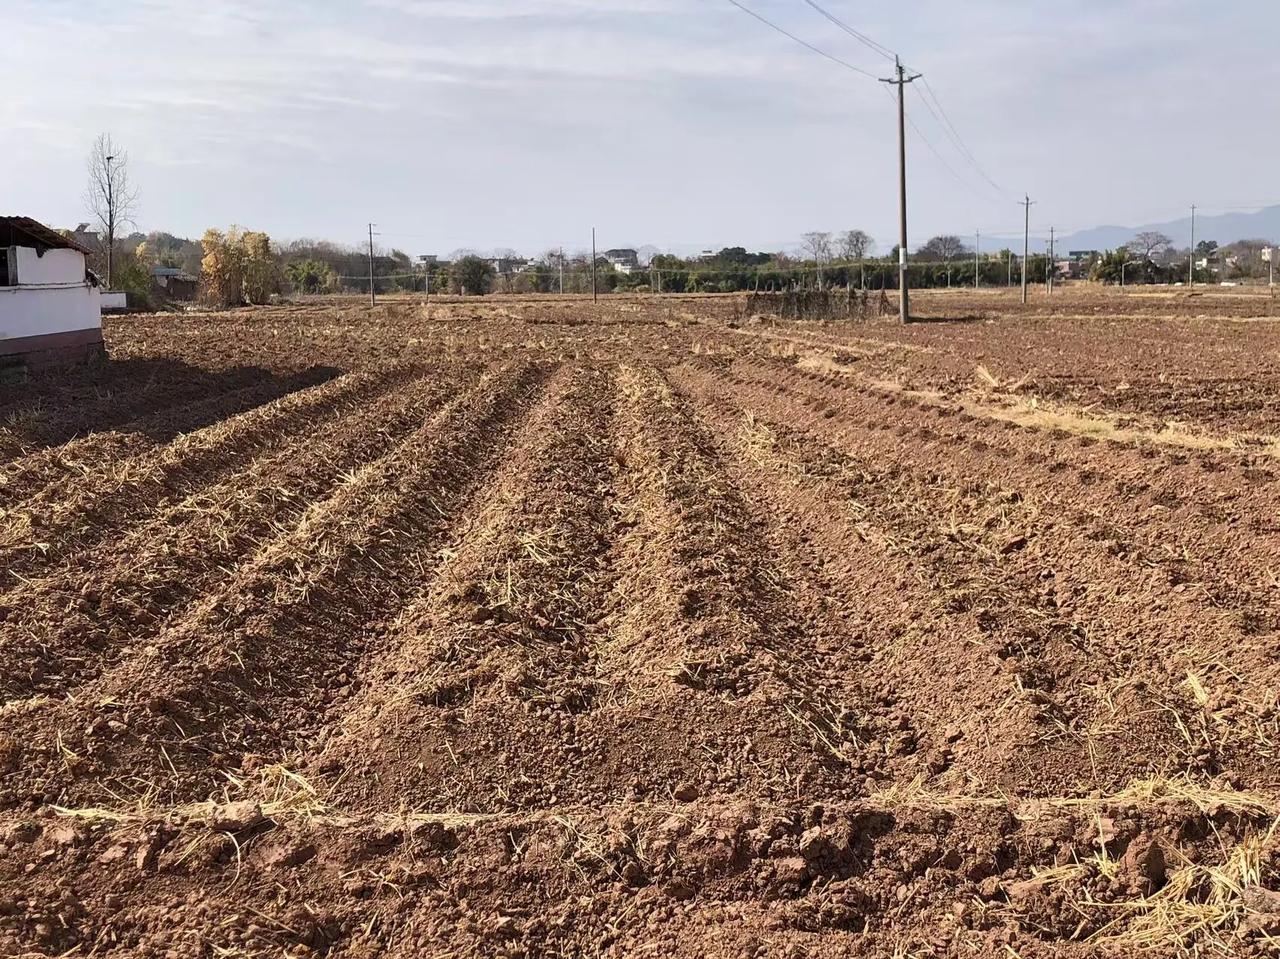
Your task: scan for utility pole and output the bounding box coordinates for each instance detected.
[974,230,980,290]
[559,247,565,295]
[1189,205,1196,286]
[367,223,378,307]
[591,228,598,303]
[105,155,115,290]
[881,57,921,324]
[1020,196,1035,304]
[1047,227,1055,294]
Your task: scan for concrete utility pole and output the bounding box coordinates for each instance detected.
[591,228,598,303]
[974,230,980,290]
[1189,205,1196,285]
[1020,196,1035,304]
[881,57,921,324]
[1047,227,1056,294]
[105,155,115,290]
[367,223,377,307]
[559,247,565,295]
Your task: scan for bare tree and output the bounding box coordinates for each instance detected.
[839,230,875,288]
[801,231,832,290]
[919,235,968,287]
[1130,231,1172,263]
[85,133,140,289]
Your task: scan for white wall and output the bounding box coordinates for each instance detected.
[0,285,102,342]
[11,246,86,285]
[100,292,128,310]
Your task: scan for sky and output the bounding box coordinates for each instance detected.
[5,0,1280,256]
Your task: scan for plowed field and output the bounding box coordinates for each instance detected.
[2,291,1279,958]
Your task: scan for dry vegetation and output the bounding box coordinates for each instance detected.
[1,287,1279,958]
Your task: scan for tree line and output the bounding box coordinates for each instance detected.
[74,134,1274,306]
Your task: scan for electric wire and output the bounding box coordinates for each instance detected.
[796,0,1009,196]
[797,0,895,62]
[723,0,879,80]
[911,84,1006,196]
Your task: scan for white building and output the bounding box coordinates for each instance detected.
[1,217,103,366]
[604,248,640,274]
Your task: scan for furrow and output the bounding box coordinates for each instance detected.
[0,365,472,705]
[0,365,338,502]
[585,364,888,804]
[0,364,340,466]
[0,363,554,810]
[305,363,621,814]
[675,359,1278,793]
[0,362,434,591]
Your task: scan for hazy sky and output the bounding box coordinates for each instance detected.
[6,0,1279,255]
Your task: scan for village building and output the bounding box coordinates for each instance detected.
[153,264,200,300]
[604,248,640,274]
[0,216,104,368]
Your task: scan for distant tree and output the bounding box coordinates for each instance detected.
[515,261,555,294]
[241,232,282,304]
[1223,239,1273,280]
[918,235,969,287]
[199,228,282,306]
[85,133,140,290]
[801,231,832,289]
[1195,239,1219,258]
[134,241,155,270]
[200,229,245,307]
[1092,248,1153,285]
[838,230,874,287]
[453,255,495,295]
[286,259,336,294]
[1130,231,1172,262]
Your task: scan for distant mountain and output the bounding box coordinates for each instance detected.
[987,206,1280,254]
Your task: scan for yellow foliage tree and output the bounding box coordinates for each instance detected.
[200,229,243,307]
[241,231,282,305]
[199,228,281,307]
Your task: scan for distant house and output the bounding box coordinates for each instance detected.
[1065,250,1100,279]
[69,222,102,252]
[487,256,529,275]
[153,265,199,300]
[604,248,640,274]
[0,216,104,368]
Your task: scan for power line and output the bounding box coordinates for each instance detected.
[911,82,1005,195]
[797,0,895,62]
[723,0,880,81]
[791,0,1008,198]
[875,85,970,192]
[917,81,986,169]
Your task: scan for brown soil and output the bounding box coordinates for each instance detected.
[1,292,1279,958]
